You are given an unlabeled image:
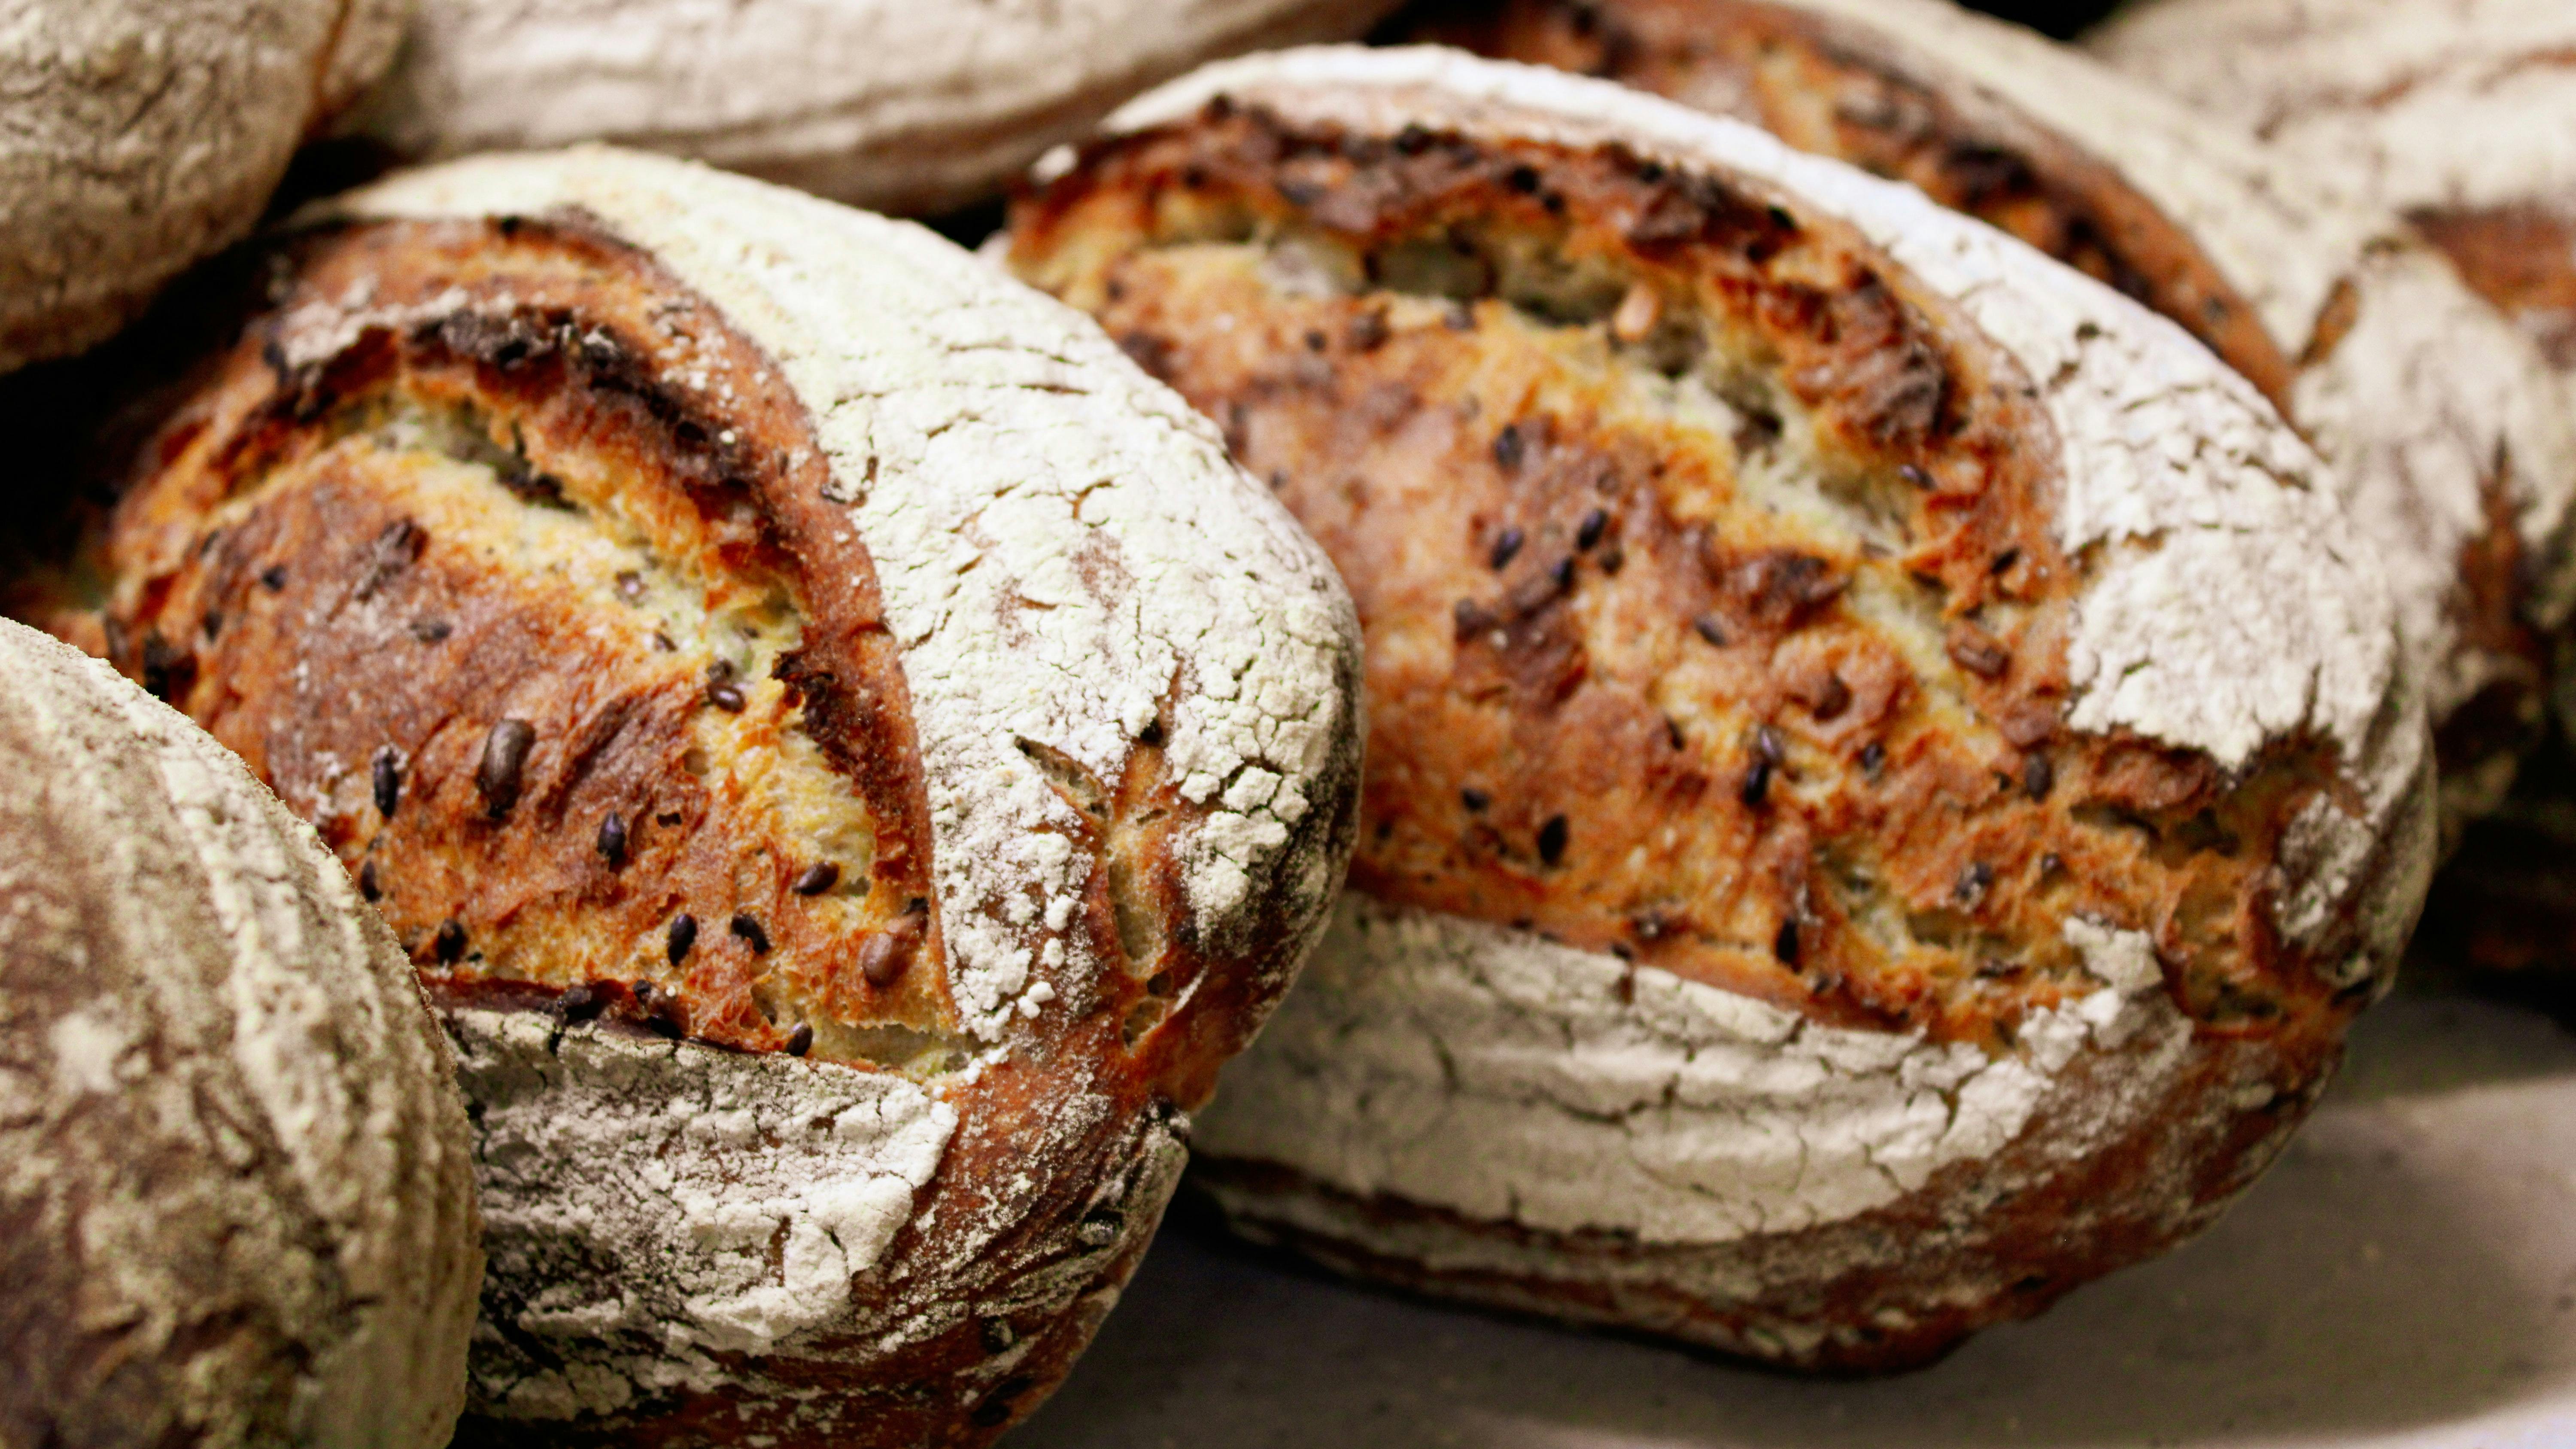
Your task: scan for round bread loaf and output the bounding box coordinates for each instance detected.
[1005,45,2434,1371]
[1414,0,2576,838]
[0,0,407,376]
[0,616,480,1449]
[348,0,1405,216]
[44,145,1364,1443]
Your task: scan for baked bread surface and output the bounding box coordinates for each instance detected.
[1006,44,2433,1370]
[57,146,1364,1443]
[352,0,1407,214]
[0,0,405,376]
[0,617,481,1449]
[1415,0,2576,835]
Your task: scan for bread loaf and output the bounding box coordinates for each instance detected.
[1005,44,2434,1371]
[349,0,1406,216]
[1416,0,2576,838]
[39,146,1365,1442]
[0,616,480,1449]
[0,0,406,375]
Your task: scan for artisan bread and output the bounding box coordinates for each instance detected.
[1416,0,2576,837]
[349,0,1405,216]
[0,617,479,1449]
[0,0,406,375]
[1005,45,2434,1371]
[46,146,1364,1441]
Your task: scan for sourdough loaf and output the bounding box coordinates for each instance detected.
[349,0,1406,216]
[1006,44,2434,1370]
[1416,0,2576,838]
[0,0,407,375]
[42,146,1364,1442]
[0,616,480,1449]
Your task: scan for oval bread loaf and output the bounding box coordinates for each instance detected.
[1419,0,2576,838]
[349,0,1406,216]
[39,145,1364,1444]
[1005,45,2435,1371]
[0,616,480,1449]
[0,0,407,376]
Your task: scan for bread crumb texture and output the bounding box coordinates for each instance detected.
[0,618,480,1449]
[0,0,404,374]
[352,0,1405,213]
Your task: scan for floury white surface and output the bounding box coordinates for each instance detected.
[1020,981,2576,1449]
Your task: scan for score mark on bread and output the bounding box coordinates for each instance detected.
[1006,45,2433,1372]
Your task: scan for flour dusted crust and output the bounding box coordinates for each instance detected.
[349,0,1404,216]
[60,148,1363,1441]
[1424,0,2576,835]
[0,617,480,1449]
[1008,46,2432,1369]
[0,0,407,376]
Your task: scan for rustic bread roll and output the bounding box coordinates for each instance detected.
[1005,45,2434,1371]
[0,0,407,376]
[0,617,479,1449]
[348,0,1404,216]
[1413,0,2576,837]
[45,147,1364,1441]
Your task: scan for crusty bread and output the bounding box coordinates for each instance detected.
[1414,0,2576,838]
[1005,44,2434,1371]
[347,0,1405,216]
[0,616,480,1449]
[0,0,406,376]
[38,146,1364,1443]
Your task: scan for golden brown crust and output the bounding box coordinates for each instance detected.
[1405,0,2297,408]
[1010,100,2349,1047]
[2411,201,2576,370]
[43,191,1360,1444]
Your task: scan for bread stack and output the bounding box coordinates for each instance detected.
[0,0,2557,1438]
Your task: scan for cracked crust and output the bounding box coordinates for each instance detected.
[1416,0,2576,835]
[1005,45,2432,1370]
[0,0,407,376]
[347,0,1406,216]
[0,617,481,1449]
[36,148,1363,1443]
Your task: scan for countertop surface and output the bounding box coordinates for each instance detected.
[1019,980,2576,1449]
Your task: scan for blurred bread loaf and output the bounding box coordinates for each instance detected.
[0,616,480,1449]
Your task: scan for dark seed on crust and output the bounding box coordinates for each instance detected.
[433,918,466,964]
[1990,547,2022,577]
[1576,508,1608,551]
[633,979,655,1004]
[258,565,287,591]
[860,906,928,987]
[980,1319,1017,1355]
[1898,463,1934,489]
[138,634,193,701]
[409,617,452,643]
[596,811,629,866]
[2023,754,2054,801]
[1598,544,1625,575]
[372,746,402,817]
[1955,861,1994,906]
[1347,309,1390,352]
[794,861,841,896]
[1490,527,1525,569]
[1859,739,1886,778]
[1537,814,1570,866]
[1394,123,1433,155]
[357,859,380,902]
[200,609,222,640]
[707,682,747,713]
[557,983,607,1023]
[1493,425,1526,471]
[1549,556,1576,593]
[667,913,698,963]
[614,570,647,602]
[1947,627,2011,679]
[475,720,535,818]
[1812,674,1852,720]
[1303,328,1328,353]
[1461,787,1489,813]
[784,1023,814,1057]
[1773,917,1801,964]
[1504,164,1541,194]
[1694,614,1728,646]
[730,914,772,954]
[1754,724,1786,765]
[1741,754,1774,808]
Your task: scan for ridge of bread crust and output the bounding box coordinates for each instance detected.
[66,146,1364,1442]
[350,0,1405,214]
[0,617,481,1449]
[1418,0,2576,832]
[0,0,406,376]
[1045,45,2434,1369]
